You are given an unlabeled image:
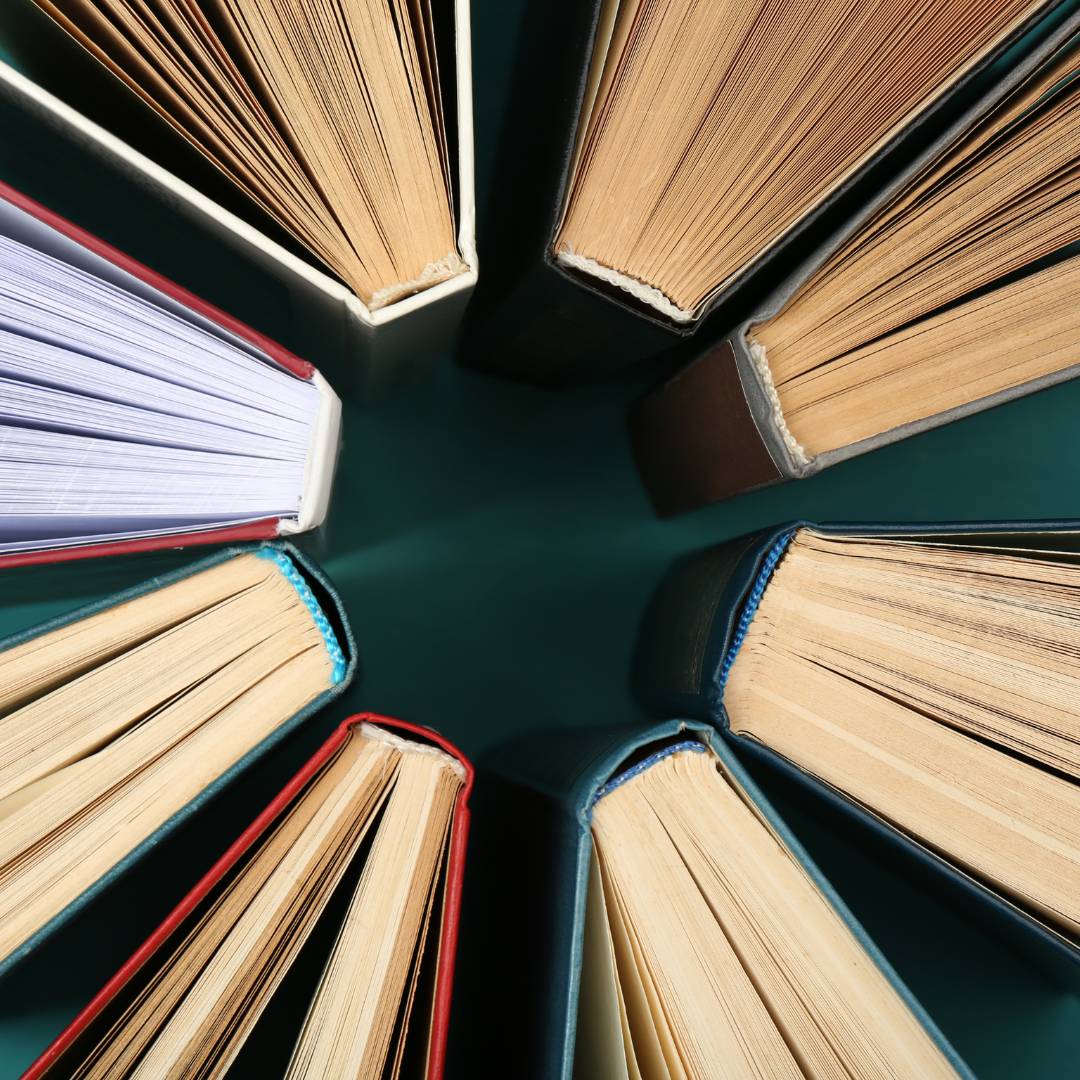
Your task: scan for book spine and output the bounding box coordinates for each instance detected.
[633,318,1080,517]
[448,765,590,1080]
[460,258,677,385]
[282,370,341,535]
[451,0,476,272]
[627,338,800,515]
[631,525,801,720]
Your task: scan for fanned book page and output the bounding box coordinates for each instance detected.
[0,188,339,557]
[39,723,465,1080]
[553,0,1046,322]
[752,32,1080,458]
[724,528,1080,941]
[30,0,465,308]
[579,743,962,1079]
[0,548,346,968]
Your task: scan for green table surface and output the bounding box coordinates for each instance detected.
[2,1,1080,1075]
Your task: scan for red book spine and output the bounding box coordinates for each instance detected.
[21,713,473,1080]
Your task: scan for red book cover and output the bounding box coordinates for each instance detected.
[22,713,473,1080]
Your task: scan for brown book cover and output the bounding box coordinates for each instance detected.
[628,342,782,516]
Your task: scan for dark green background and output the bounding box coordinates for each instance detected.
[1,0,1080,1074]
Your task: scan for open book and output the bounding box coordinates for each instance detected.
[635,522,1080,981]
[23,717,471,1080]
[580,738,967,1080]
[0,542,353,976]
[0,0,476,397]
[630,18,1080,513]
[463,721,972,1080]
[0,180,340,564]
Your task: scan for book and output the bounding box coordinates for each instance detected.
[0,178,340,566]
[460,721,971,1080]
[0,539,354,979]
[22,714,472,1080]
[0,0,477,401]
[633,521,1080,990]
[458,0,1072,384]
[630,17,1080,514]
